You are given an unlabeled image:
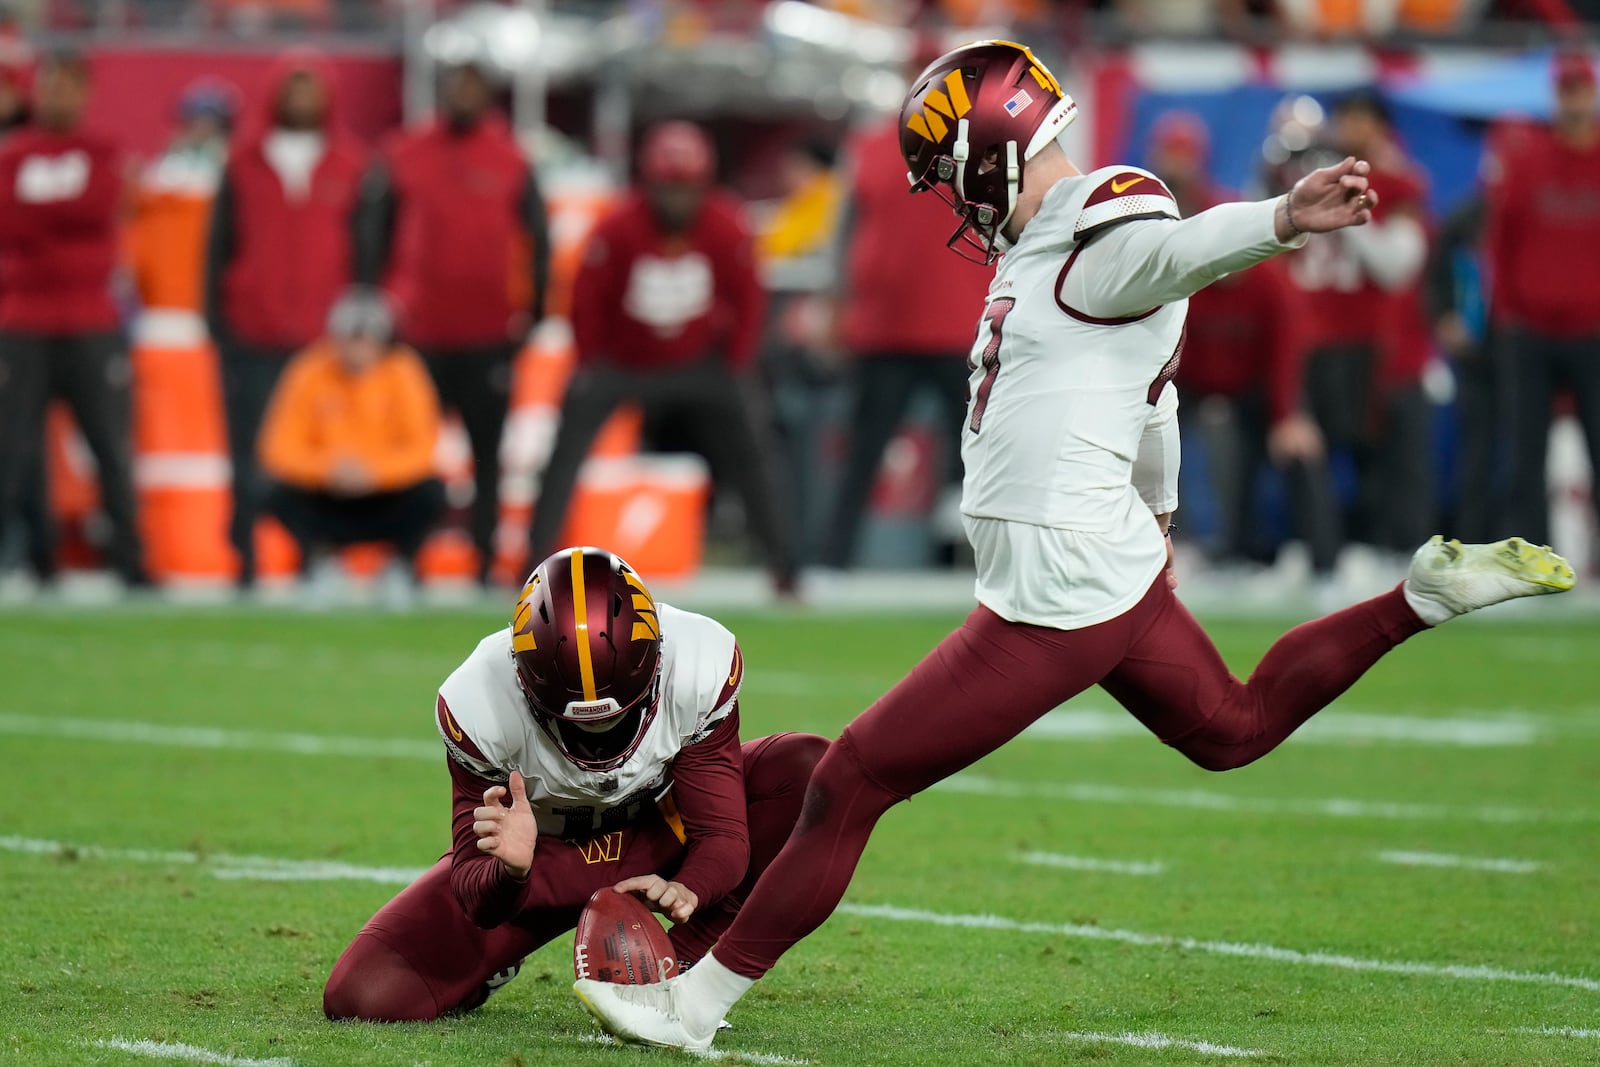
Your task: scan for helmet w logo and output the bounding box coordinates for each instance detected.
[623,570,660,642]
[905,70,973,144]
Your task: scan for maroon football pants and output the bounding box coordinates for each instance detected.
[711,577,1428,979]
[323,732,826,1021]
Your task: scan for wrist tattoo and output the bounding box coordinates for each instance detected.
[1283,193,1303,237]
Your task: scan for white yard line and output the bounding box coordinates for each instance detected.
[6,712,1588,827]
[935,774,1598,825]
[1017,851,1167,876]
[1517,1027,1600,1038]
[834,903,1600,993]
[1025,708,1539,747]
[1059,1031,1263,1058]
[90,1038,293,1067]
[20,834,1600,994]
[0,631,890,697]
[0,713,440,761]
[1377,850,1546,874]
[0,836,427,885]
[581,1033,808,1064]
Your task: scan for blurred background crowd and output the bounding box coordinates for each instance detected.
[0,0,1597,608]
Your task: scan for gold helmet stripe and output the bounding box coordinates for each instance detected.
[570,550,598,701]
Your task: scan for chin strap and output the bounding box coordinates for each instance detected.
[995,139,1021,239]
[952,117,971,203]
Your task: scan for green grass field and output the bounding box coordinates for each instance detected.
[4,604,1600,1066]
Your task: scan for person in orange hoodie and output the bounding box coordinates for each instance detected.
[257,287,444,607]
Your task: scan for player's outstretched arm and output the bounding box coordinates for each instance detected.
[473,771,538,879]
[1066,157,1379,320]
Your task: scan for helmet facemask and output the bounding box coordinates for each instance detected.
[909,122,1021,266]
[516,652,662,773]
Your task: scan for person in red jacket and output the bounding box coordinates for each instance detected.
[1277,91,1434,561]
[818,110,991,569]
[1487,50,1600,545]
[205,49,365,589]
[0,50,146,587]
[529,121,795,592]
[1151,110,1339,583]
[358,61,550,585]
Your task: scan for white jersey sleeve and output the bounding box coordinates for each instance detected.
[1062,178,1307,320]
[656,604,741,746]
[1131,381,1180,516]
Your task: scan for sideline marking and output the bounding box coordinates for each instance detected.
[1025,707,1538,747]
[90,1039,294,1067]
[935,774,1597,825]
[1059,1031,1263,1058]
[1017,851,1166,876]
[835,903,1600,993]
[581,1033,808,1064]
[1377,850,1545,874]
[18,836,1600,995]
[0,835,427,885]
[1516,1027,1600,1038]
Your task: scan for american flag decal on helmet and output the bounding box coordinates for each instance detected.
[1004,88,1033,117]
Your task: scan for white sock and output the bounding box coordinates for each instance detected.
[1402,579,1454,627]
[679,950,755,1035]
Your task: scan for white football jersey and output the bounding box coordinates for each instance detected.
[434,603,741,841]
[961,166,1304,629]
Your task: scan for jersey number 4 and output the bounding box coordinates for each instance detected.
[967,297,1015,434]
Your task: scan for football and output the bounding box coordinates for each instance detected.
[573,887,679,986]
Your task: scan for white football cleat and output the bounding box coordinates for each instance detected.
[1405,536,1575,624]
[572,977,716,1053]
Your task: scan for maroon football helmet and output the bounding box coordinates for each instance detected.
[510,547,663,772]
[899,40,1079,264]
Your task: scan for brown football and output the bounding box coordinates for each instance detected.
[573,887,679,985]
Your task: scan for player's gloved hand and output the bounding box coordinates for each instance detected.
[1278,156,1378,240]
[473,770,537,880]
[613,874,699,924]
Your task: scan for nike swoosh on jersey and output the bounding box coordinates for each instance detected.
[1110,175,1145,194]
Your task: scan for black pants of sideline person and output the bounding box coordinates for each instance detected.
[0,330,145,582]
[820,352,970,570]
[218,339,293,587]
[1503,328,1600,546]
[1452,336,1514,544]
[421,344,516,583]
[1304,342,1435,553]
[528,358,796,585]
[263,479,446,565]
[1179,387,1342,577]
